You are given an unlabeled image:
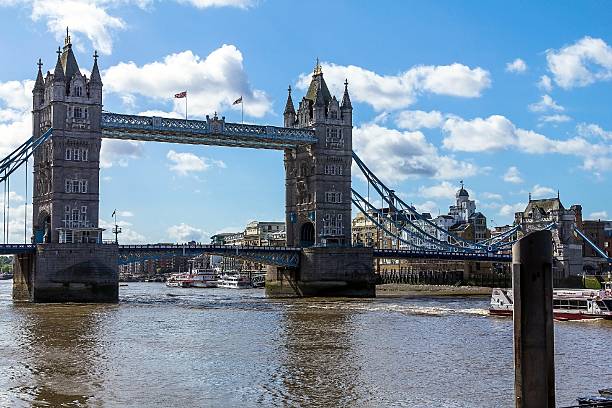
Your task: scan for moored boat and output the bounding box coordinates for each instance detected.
[490,282,612,321]
[0,272,13,280]
[217,274,252,289]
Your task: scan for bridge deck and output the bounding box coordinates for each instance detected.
[101,113,317,150]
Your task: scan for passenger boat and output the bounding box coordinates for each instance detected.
[217,274,252,289]
[189,269,218,288]
[165,272,191,288]
[490,281,612,321]
[0,272,13,280]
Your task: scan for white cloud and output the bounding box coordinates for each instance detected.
[167,222,207,242]
[413,201,439,215]
[418,181,458,200]
[441,113,612,173]
[482,192,503,201]
[118,210,134,217]
[546,36,612,89]
[499,202,526,217]
[178,0,254,8]
[30,0,127,55]
[100,139,144,168]
[528,94,564,113]
[531,184,555,199]
[296,62,491,111]
[506,58,527,73]
[503,166,523,184]
[103,46,272,118]
[442,114,516,152]
[539,114,571,124]
[538,75,553,92]
[577,123,612,141]
[0,80,35,157]
[353,123,478,183]
[166,149,226,176]
[396,110,444,130]
[100,217,146,243]
[1,0,254,55]
[589,211,608,220]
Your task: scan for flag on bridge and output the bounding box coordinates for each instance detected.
[174,91,187,98]
[232,96,242,105]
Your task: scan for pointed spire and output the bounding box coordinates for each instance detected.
[90,50,102,85]
[314,81,325,107]
[341,78,352,109]
[53,47,65,82]
[34,58,44,90]
[313,57,322,76]
[64,26,71,48]
[284,85,295,115]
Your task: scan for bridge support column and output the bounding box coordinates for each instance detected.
[266,247,376,297]
[13,243,119,303]
[12,253,36,301]
[512,230,555,408]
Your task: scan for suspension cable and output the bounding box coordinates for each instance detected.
[24,155,28,244]
[7,172,9,244]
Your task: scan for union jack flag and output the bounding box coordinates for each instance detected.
[174,91,187,98]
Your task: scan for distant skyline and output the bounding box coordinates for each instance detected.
[0,1,610,243]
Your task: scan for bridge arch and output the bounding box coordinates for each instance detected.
[300,222,315,247]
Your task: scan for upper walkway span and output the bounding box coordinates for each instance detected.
[100,112,318,150]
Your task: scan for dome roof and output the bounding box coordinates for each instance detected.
[456,182,469,198]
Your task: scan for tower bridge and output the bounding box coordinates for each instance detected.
[3,33,609,302]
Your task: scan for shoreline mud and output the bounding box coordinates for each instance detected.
[376,283,493,298]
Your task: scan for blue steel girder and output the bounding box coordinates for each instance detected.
[100,112,317,150]
[373,248,512,263]
[0,244,36,255]
[118,244,301,268]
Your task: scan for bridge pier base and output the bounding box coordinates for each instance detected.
[12,244,119,303]
[266,247,376,298]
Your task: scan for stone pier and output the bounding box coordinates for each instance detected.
[13,243,119,303]
[266,247,376,297]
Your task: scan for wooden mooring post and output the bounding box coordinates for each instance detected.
[512,230,555,408]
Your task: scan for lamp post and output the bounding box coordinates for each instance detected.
[112,209,122,244]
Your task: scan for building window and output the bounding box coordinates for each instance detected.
[74,107,83,119]
[81,206,87,213]
[65,179,72,193]
[82,149,88,161]
[74,86,82,97]
[326,128,344,149]
[65,148,72,160]
[74,148,80,161]
[325,191,342,203]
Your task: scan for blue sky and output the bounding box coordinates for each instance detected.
[0,0,610,243]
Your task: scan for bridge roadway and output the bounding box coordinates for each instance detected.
[0,243,512,265]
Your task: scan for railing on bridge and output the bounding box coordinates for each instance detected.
[118,243,301,268]
[100,112,318,150]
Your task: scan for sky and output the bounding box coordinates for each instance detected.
[0,0,610,244]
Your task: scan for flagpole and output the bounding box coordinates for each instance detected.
[241,95,244,124]
[185,92,188,121]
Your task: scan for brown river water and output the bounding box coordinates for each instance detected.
[1,280,611,407]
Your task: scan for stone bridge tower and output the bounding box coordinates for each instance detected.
[13,30,118,303]
[283,61,353,247]
[266,61,375,298]
[32,30,104,244]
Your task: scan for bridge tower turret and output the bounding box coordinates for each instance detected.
[284,60,353,248]
[32,29,103,245]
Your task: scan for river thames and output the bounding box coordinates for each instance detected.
[1,280,611,407]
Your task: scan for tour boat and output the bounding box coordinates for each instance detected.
[189,269,218,288]
[489,281,612,321]
[217,274,252,289]
[165,272,191,288]
[0,272,13,280]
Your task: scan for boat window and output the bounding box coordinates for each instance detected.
[596,301,608,311]
[603,300,612,311]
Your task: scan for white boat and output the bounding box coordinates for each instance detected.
[217,274,252,289]
[490,281,612,321]
[190,269,218,288]
[165,272,191,288]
